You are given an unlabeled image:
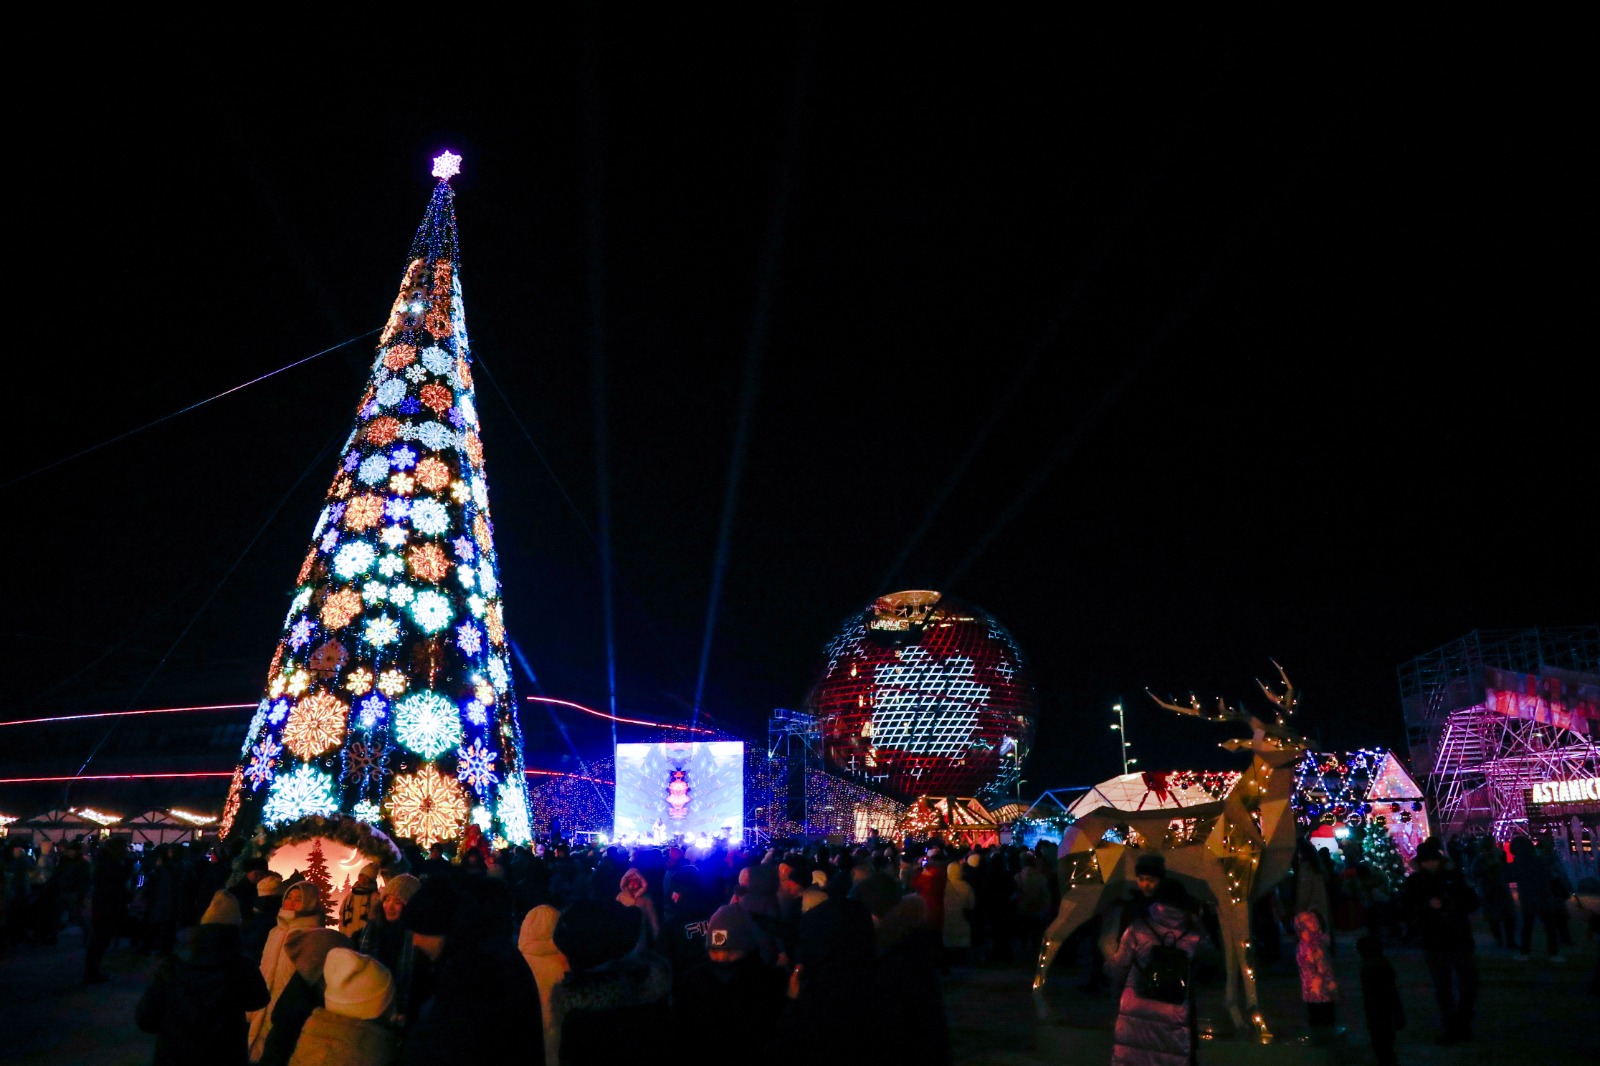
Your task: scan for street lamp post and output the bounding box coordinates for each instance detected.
[1110,700,1137,776]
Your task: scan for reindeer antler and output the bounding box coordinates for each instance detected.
[1147,688,1249,722]
[1256,660,1298,720]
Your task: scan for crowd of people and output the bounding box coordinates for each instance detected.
[1,825,1594,1066]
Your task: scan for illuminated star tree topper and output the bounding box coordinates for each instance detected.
[432,150,462,182]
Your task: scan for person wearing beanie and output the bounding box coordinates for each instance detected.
[244,874,287,963]
[518,904,570,1066]
[258,928,353,1066]
[399,876,539,1065]
[1401,835,1479,1044]
[943,860,975,967]
[670,903,786,1052]
[548,898,671,1066]
[356,873,427,1029]
[1106,875,1205,1066]
[339,864,381,941]
[136,891,270,1066]
[287,948,400,1066]
[248,881,326,1061]
[203,889,244,928]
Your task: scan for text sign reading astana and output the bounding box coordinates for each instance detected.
[1526,777,1600,811]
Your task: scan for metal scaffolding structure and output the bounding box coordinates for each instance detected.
[1399,626,1600,839]
[767,707,822,835]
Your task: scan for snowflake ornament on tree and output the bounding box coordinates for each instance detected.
[262,764,339,826]
[395,691,463,758]
[456,738,499,793]
[387,764,468,848]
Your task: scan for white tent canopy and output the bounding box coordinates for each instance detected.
[13,808,121,842]
[1066,771,1238,821]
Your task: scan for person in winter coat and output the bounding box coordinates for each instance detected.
[942,860,975,966]
[910,852,948,955]
[548,897,670,1066]
[136,890,271,1066]
[243,875,285,963]
[1105,878,1205,1066]
[1294,910,1338,1032]
[356,874,427,1026]
[338,864,381,941]
[1401,837,1479,1045]
[671,904,787,1053]
[398,876,541,1065]
[85,838,132,983]
[659,865,717,976]
[248,881,326,1062]
[1355,933,1405,1066]
[287,948,400,1066]
[1509,835,1561,961]
[518,903,570,1066]
[258,928,352,1066]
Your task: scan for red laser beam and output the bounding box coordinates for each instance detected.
[0,704,255,727]
[524,695,717,735]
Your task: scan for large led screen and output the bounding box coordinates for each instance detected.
[613,741,744,842]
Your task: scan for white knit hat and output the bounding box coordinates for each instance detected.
[321,948,396,1020]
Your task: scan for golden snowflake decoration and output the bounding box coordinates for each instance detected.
[387,764,468,848]
[344,667,374,696]
[378,669,408,696]
[283,690,348,758]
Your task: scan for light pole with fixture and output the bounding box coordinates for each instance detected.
[1110,700,1137,776]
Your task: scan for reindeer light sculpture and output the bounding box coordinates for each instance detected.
[1032,664,1308,1042]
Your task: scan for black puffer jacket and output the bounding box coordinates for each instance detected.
[549,950,672,1066]
[135,923,270,1066]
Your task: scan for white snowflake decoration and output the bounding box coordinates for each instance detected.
[364,614,401,647]
[245,735,283,791]
[359,453,393,485]
[421,346,453,376]
[410,499,450,536]
[289,618,315,650]
[458,393,477,425]
[384,497,411,521]
[390,445,418,470]
[312,505,333,541]
[242,701,270,757]
[457,565,477,590]
[268,699,292,725]
[387,583,415,608]
[471,476,488,510]
[478,562,498,597]
[361,581,388,606]
[411,589,452,633]
[456,622,482,656]
[394,691,463,758]
[261,763,338,826]
[320,529,339,553]
[378,553,405,577]
[415,422,455,452]
[356,694,387,730]
[470,804,492,832]
[467,594,486,618]
[376,378,407,407]
[465,701,488,726]
[380,525,408,549]
[456,738,499,791]
[353,799,382,824]
[333,541,377,580]
[487,656,509,692]
[452,536,475,561]
[498,781,532,846]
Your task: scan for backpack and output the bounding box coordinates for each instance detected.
[1134,929,1191,1005]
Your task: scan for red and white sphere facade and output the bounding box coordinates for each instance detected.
[808,590,1037,802]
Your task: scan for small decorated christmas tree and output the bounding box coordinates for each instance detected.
[304,838,337,925]
[1362,821,1406,897]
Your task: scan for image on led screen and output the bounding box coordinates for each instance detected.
[614,741,744,842]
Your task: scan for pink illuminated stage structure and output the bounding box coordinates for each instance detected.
[807,590,1037,804]
[1401,626,1600,871]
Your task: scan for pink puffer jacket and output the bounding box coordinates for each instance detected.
[1105,901,1204,1066]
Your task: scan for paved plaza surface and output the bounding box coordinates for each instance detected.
[1,902,1594,1065]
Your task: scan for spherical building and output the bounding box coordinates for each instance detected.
[807,590,1037,802]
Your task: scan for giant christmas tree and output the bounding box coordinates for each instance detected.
[220,153,533,851]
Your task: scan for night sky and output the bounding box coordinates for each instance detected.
[5,16,1593,812]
